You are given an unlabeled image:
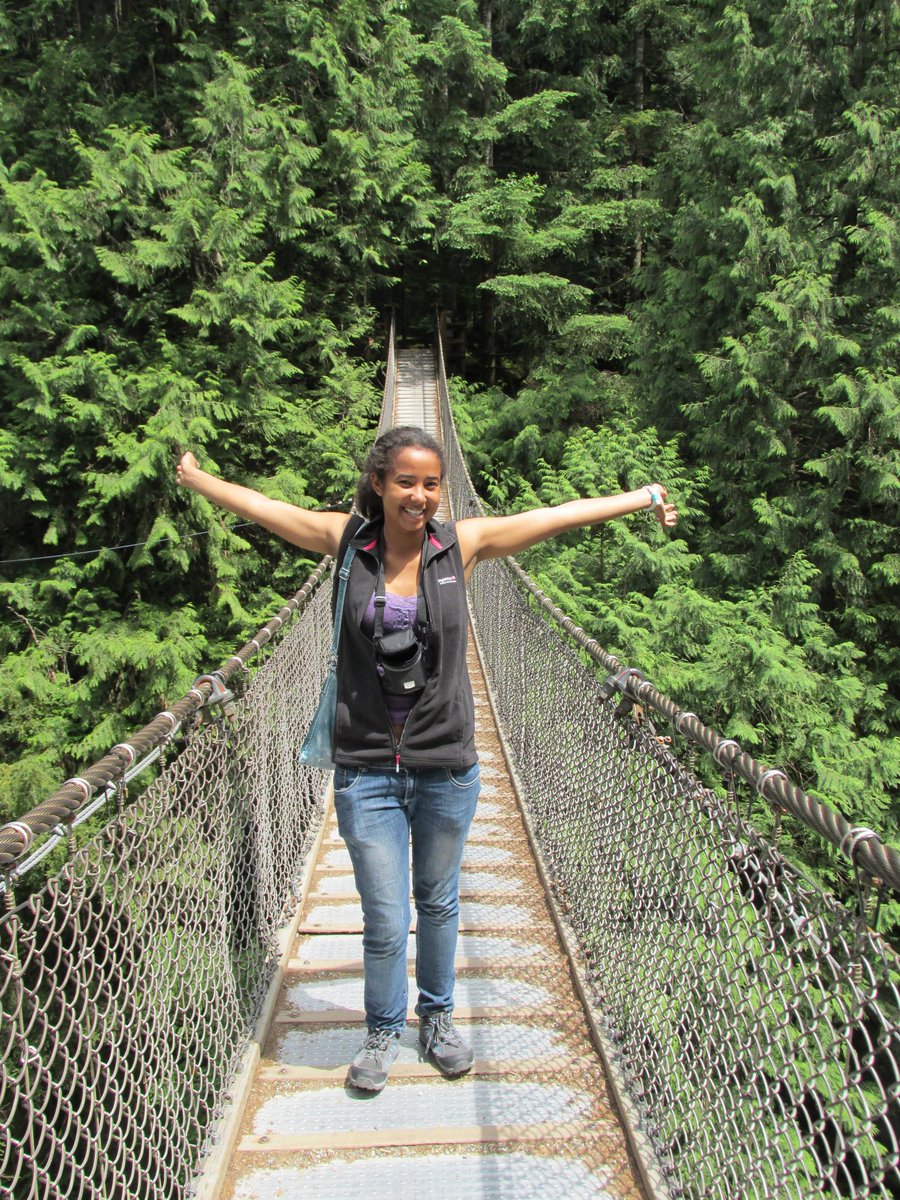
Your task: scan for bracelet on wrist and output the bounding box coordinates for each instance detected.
[645,485,662,509]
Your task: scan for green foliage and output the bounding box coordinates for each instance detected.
[1,0,897,952]
[636,0,900,693]
[0,0,434,814]
[0,5,898,1193]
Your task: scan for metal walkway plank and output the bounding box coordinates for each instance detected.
[240,1078,596,1141]
[311,869,526,899]
[299,898,536,933]
[265,1021,584,1072]
[289,931,555,974]
[231,1152,618,1200]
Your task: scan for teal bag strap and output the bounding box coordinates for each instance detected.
[329,545,357,666]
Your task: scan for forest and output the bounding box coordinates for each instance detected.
[0,0,897,909]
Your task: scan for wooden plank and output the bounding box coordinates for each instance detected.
[238,1121,586,1152]
[256,1055,579,1081]
[272,1004,541,1025]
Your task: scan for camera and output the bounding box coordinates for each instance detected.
[374,627,429,695]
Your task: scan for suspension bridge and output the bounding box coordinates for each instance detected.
[1,325,899,1200]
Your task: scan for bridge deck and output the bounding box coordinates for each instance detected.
[211,351,646,1199]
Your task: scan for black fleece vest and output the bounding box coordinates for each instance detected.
[331,516,477,770]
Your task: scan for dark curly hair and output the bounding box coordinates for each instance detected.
[355,426,446,519]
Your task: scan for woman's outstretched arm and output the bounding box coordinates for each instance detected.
[176,452,350,557]
[456,485,677,577]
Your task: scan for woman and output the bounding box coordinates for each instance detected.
[176,426,677,1092]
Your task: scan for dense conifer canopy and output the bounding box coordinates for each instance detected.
[1,0,897,914]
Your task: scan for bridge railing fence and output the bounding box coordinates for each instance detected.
[0,312,403,1200]
[435,324,900,1200]
[3,318,898,1200]
[0,565,335,1200]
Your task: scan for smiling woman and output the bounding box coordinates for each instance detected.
[175,422,676,1095]
[356,428,446,593]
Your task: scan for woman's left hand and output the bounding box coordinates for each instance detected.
[656,501,678,528]
[647,484,678,528]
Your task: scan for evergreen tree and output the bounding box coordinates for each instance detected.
[0,0,437,813]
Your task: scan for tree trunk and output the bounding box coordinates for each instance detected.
[482,0,494,168]
[632,25,646,282]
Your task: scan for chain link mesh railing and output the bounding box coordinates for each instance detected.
[0,570,335,1200]
[0,315,399,1200]
[436,329,900,1200]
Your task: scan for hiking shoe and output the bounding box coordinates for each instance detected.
[347,1028,401,1092]
[419,1011,474,1077]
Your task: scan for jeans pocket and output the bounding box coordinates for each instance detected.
[447,762,481,789]
[333,766,362,794]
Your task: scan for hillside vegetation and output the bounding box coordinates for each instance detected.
[1,0,897,906]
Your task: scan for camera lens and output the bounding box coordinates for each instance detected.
[384,643,420,668]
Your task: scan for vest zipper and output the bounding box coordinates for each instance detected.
[394,726,404,772]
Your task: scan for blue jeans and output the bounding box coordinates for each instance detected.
[332,762,481,1031]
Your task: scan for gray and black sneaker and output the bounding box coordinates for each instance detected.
[347,1028,401,1092]
[419,1011,474,1077]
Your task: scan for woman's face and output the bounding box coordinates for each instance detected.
[372,445,443,534]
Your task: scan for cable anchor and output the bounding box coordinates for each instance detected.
[599,666,644,704]
[192,673,236,721]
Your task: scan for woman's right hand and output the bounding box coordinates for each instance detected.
[176,451,199,489]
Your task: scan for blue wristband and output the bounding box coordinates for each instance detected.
[646,486,662,508]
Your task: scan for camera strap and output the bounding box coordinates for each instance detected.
[373,531,429,643]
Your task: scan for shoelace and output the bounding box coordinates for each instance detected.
[424,1012,461,1051]
[362,1029,396,1059]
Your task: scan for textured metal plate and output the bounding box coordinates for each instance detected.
[461,845,514,866]
[291,931,548,965]
[269,1021,578,1069]
[323,820,506,846]
[313,871,521,898]
[465,821,506,840]
[302,900,532,930]
[282,975,552,1014]
[478,783,500,799]
[312,875,360,897]
[320,848,355,869]
[232,1153,615,1199]
[249,1081,591,1136]
[459,871,523,894]
[473,801,501,816]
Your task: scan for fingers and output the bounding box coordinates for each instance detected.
[176,451,198,487]
[650,499,677,527]
[658,502,678,528]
